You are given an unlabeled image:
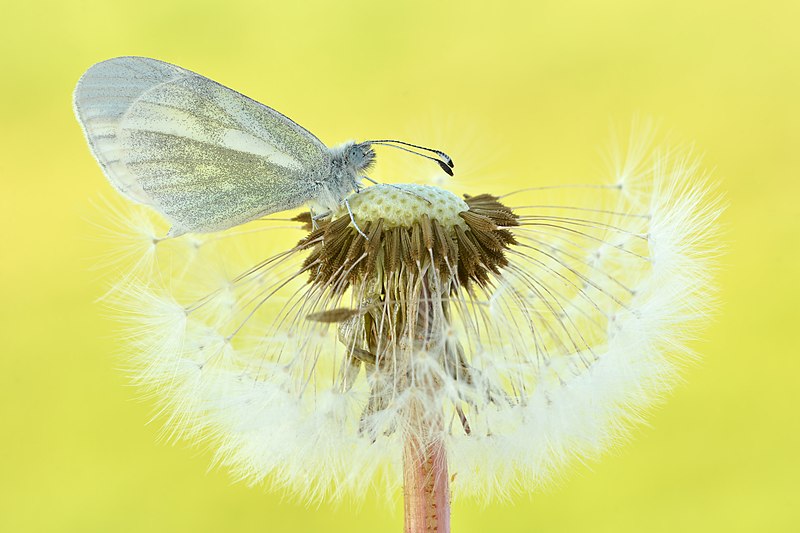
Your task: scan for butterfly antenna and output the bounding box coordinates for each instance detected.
[362,140,455,176]
[368,140,454,168]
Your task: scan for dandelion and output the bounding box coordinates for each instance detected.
[102,137,721,532]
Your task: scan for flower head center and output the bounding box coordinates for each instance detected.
[299,184,519,291]
[343,184,469,232]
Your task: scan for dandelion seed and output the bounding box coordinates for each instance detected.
[102,140,721,532]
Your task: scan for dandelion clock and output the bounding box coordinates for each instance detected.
[75,57,722,532]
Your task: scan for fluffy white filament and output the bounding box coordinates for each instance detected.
[100,138,722,502]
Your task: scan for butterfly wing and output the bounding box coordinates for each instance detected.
[74,56,330,234]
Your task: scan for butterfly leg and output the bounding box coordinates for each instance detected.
[344,197,369,240]
[310,208,334,230]
[363,177,432,206]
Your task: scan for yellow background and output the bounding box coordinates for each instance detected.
[2,1,798,531]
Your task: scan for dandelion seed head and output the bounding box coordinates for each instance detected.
[103,137,721,502]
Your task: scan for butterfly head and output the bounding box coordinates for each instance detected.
[344,142,376,173]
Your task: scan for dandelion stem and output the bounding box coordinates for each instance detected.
[403,432,450,533]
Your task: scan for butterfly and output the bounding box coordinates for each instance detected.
[74,56,453,237]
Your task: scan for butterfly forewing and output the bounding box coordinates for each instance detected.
[74,56,330,235]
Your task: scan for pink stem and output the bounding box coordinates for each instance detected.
[403,436,451,533]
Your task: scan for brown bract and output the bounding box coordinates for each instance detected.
[296,194,520,292]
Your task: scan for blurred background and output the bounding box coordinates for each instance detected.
[1,0,798,531]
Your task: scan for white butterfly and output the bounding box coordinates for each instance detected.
[74,56,453,236]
